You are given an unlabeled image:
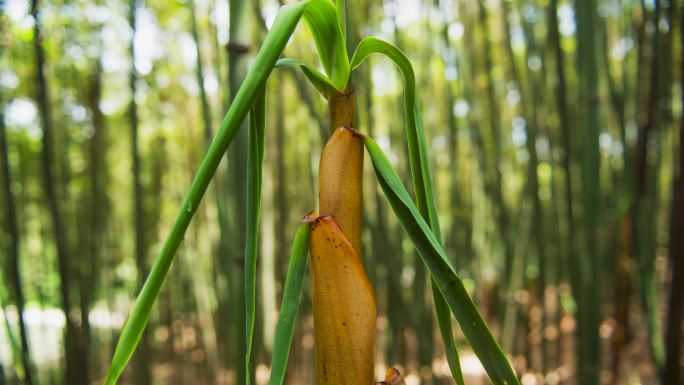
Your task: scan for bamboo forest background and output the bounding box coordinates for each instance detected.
[0,0,682,384]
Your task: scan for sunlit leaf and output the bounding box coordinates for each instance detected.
[336,0,346,41]
[303,0,349,90]
[103,3,307,383]
[276,58,340,99]
[350,37,438,229]
[349,36,464,384]
[364,135,520,385]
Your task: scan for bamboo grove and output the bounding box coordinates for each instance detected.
[0,0,682,385]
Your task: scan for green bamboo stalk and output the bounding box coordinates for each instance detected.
[575,0,603,382]
[501,2,544,364]
[548,0,575,286]
[633,0,670,374]
[514,0,548,371]
[0,15,29,379]
[454,2,477,271]
[476,0,512,284]
[0,96,34,385]
[663,5,684,384]
[82,55,106,385]
[189,0,214,147]
[187,2,228,375]
[185,205,220,384]
[664,92,683,385]
[127,1,151,383]
[501,201,531,355]
[30,0,84,383]
[596,3,634,379]
[435,0,463,263]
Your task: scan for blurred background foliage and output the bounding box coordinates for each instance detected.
[0,0,682,384]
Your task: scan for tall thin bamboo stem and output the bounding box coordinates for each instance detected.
[514,1,548,370]
[187,2,232,373]
[634,0,668,372]
[30,1,84,383]
[190,0,213,147]
[476,0,512,293]
[664,79,683,385]
[663,6,684,384]
[437,0,463,265]
[81,55,107,383]
[575,0,603,382]
[0,93,34,385]
[128,1,151,383]
[548,0,575,285]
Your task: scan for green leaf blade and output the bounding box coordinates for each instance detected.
[351,36,465,384]
[275,58,340,98]
[103,3,307,384]
[350,37,427,221]
[267,222,311,385]
[245,87,266,385]
[364,136,520,385]
[303,0,349,90]
[433,279,466,385]
[335,0,346,42]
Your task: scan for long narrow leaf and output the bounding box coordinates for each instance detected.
[419,102,462,385]
[303,0,349,89]
[245,87,266,385]
[414,104,441,237]
[364,136,520,385]
[275,58,340,99]
[350,37,436,227]
[433,279,465,385]
[267,222,311,385]
[335,0,346,41]
[103,3,307,383]
[349,36,464,383]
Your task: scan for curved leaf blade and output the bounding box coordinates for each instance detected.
[364,136,520,385]
[303,0,349,89]
[103,3,307,384]
[350,36,464,383]
[275,58,340,99]
[350,37,436,227]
